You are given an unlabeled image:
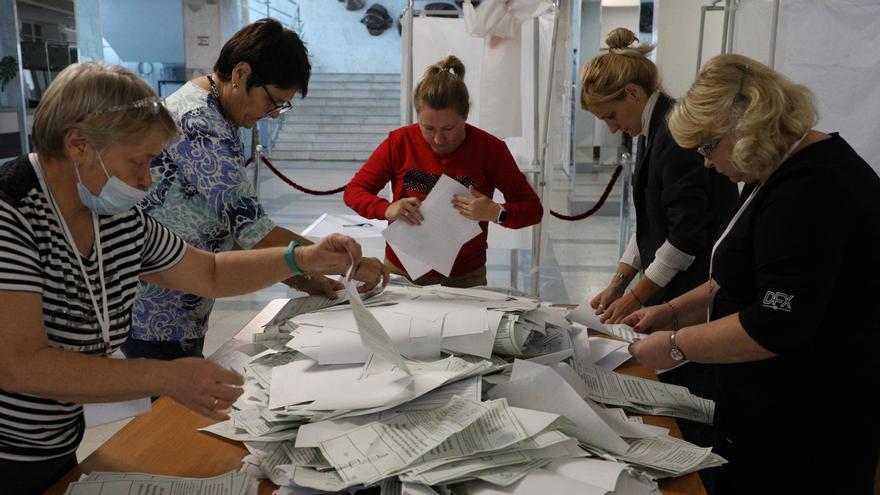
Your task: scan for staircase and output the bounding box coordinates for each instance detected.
[271,73,401,167]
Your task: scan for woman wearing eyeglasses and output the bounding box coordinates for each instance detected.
[581,28,738,325]
[0,62,372,493]
[125,19,389,362]
[626,54,880,494]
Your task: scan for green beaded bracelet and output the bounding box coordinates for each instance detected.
[284,240,304,276]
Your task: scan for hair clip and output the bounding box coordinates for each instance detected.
[80,96,165,122]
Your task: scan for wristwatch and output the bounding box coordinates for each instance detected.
[669,330,687,361]
[496,206,508,224]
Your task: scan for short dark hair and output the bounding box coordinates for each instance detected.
[214,18,311,97]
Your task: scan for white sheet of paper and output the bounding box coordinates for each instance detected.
[462,468,608,495]
[83,398,152,428]
[388,238,434,279]
[488,360,628,454]
[543,458,637,493]
[301,213,388,239]
[442,307,489,337]
[382,174,482,277]
[588,338,632,370]
[343,275,411,375]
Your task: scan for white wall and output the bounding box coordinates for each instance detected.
[101,0,185,64]
[599,4,639,47]
[653,0,723,99]
[183,0,223,77]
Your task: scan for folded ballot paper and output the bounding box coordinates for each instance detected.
[201,283,724,494]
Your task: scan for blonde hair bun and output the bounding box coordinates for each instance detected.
[606,28,638,51]
[413,55,470,118]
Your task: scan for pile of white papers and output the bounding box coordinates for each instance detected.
[62,471,254,495]
[201,284,723,494]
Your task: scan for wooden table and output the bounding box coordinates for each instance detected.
[47,300,706,495]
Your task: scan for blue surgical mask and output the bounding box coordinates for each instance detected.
[75,153,148,216]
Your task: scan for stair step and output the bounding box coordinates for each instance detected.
[272,150,374,161]
[275,132,387,143]
[310,73,399,83]
[307,80,400,91]
[293,105,399,116]
[305,88,400,99]
[258,159,367,169]
[272,141,378,152]
[296,97,399,107]
[287,115,399,125]
[282,123,397,134]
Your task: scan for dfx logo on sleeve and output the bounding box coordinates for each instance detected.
[762,291,793,312]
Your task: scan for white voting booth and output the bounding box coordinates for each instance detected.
[400,0,575,295]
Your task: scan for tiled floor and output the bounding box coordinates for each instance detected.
[75,151,625,461]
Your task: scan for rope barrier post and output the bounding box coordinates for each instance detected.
[251,125,261,198]
[531,0,561,298]
[510,249,519,289]
[617,152,633,260]
[254,144,263,198]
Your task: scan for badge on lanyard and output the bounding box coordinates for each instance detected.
[31,155,114,353]
[706,134,808,322]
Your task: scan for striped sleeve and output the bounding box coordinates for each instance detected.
[0,201,43,294]
[139,209,187,275]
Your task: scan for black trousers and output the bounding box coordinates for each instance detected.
[0,452,77,494]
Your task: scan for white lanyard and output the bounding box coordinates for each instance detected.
[31,154,112,352]
[706,134,807,322]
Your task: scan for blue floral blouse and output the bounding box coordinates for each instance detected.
[131,82,275,341]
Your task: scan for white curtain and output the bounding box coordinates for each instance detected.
[733,0,880,172]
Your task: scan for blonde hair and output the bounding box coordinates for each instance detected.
[580,28,660,108]
[32,63,179,161]
[413,55,470,118]
[668,53,818,182]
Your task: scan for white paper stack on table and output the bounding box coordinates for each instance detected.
[200,283,723,494]
[382,174,483,279]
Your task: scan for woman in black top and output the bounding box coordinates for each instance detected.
[580,28,737,455]
[627,53,880,494]
[580,28,737,324]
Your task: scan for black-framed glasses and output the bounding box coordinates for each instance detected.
[79,96,165,122]
[260,84,293,117]
[697,135,724,158]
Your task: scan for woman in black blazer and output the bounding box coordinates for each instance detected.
[578,28,738,452]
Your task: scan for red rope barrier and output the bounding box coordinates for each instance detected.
[247,155,347,195]
[549,164,623,221]
[246,155,622,217]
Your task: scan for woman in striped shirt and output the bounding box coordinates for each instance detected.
[0,63,372,494]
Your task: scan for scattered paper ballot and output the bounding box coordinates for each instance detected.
[62,471,255,495]
[382,174,482,278]
[343,272,411,375]
[567,304,649,343]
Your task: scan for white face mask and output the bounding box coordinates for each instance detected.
[75,152,147,216]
